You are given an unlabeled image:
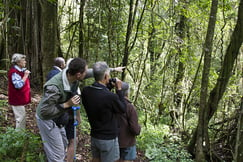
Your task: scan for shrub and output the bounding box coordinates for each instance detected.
[0,99,8,122]
[0,127,45,162]
[145,142,194,162]
[137,124,194,162]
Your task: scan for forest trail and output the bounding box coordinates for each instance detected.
[0,93,148,162]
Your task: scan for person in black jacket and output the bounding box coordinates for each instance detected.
[82,61,126,162]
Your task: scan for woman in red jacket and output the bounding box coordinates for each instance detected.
[8,53,31,129]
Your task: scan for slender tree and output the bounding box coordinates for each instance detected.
[78,0,86,59]
[188,0,243,160]
[196,0,218,161]
[122,0,135,80]
[173,0,189,128]
[235,96,243,161]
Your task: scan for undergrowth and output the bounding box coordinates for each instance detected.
[137,124,194,162]
[0,127,45,162]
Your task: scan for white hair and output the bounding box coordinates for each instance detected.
[11,53,26,64]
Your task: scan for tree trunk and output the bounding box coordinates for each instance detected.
[39,0,58,82]
[235,97,243,161]
[122,0,134,80]
[105,0,114,66]
[207,0,243,121]
[148,0,162,80]
[29,0,43,86]
[188,0,243,159]
[6,1,23,56]
[196,0,218,161]
[173,0,188,128]
[0,0,10,70]
[2,0,43,86]
[79,0,86,59]
[233,1,243,161]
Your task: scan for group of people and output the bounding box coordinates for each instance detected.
[8,53,141,162]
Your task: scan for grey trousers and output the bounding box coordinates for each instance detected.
[36,114,68,162]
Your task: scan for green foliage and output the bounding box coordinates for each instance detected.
[145,142,194,162]
[0,70,7,74]
[137,124,194,162]
[79,104,91,134]
[0,99,8,121]
[0,127,45,162]
[137,124,170,150]
[0,99,8,106]
[1,0,242,160]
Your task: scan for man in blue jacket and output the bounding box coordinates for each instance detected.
[46,57,65,81]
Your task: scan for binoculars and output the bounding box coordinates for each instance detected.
[107,78,129,91]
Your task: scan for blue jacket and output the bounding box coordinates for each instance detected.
[46,66,62,81]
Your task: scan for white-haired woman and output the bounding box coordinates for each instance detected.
[8,53,31,129]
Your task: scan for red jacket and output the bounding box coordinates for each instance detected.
[8,66,31,105]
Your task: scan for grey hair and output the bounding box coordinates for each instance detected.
[93,61,110,81]
[122,83,130,97]
[54,57,65,68]
[11,53,26,64]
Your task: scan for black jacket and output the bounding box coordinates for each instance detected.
[81,82,126,140]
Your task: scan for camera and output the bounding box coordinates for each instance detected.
[107,78,129,91]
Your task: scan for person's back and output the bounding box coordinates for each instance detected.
[118,99,141,145]
[82,82,125,139]
[81,61,126,162]
[118,84,141,162]
[46,57,65,81]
